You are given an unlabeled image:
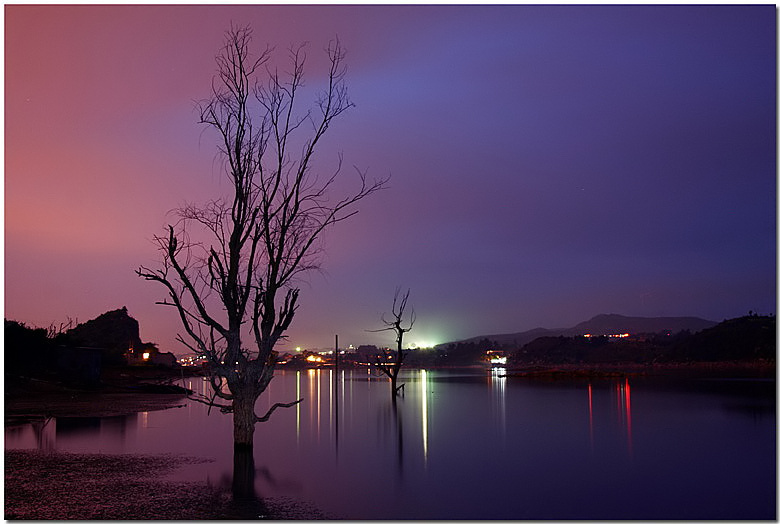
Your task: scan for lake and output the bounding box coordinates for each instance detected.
[5,368,776,519]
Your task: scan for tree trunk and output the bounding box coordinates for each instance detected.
[390,372,398,397]
[233,389,257,449]
[390,364,403,401]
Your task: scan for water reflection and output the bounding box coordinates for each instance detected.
[611,379,634,457]
[10,413,139,453]
[587,383,594,452]
[586,379,634,457]
[622,379,633,456]
[211,447,292,519]
[296,370,301,443]
[377,396,405,480]
[420,369,429,465]
[489,367,507,441]
[33,418,55,452]
[5,370,775,520]
[56,416,100,436]
[9,417,57,452]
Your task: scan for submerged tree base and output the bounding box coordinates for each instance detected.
[232,444,259,502]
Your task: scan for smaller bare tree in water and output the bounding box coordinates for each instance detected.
[137,25,385,456]
[372,288,415,400]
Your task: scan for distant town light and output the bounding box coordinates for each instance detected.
[584,333,631,339]
[485,350,507,365]
[142,352,150,360]
[177,354,207,367]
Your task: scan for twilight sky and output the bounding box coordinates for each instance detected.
[5,4,776,354]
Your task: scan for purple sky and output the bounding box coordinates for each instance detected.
[5,4,776,354]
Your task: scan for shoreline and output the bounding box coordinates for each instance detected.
[501,360,776,379]
[5,378,190,426]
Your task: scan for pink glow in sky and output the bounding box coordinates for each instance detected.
[5,5,776,355]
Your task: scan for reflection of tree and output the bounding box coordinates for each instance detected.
[212,448,268,519]
[215,448,304,519]
[254,464,302,492]
[378,399,405,481]
[31,417,55,452]
[100,414,135,446]
[392,401,404,479]
[231,446,258,501]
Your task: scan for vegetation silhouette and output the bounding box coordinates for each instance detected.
[504,314,776,366]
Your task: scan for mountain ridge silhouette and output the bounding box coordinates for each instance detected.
[438,313,717,349]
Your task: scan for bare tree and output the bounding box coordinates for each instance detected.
[137,25,386,451]
[46,317,76,339]
[371,288,415,400]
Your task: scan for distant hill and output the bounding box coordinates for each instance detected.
[567,314,717,336]
[67,307,143,351]
[63,306,171,365]
[438,313,717,349]
[510,314,775,366]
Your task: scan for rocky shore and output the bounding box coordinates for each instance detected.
[5,449,333,520]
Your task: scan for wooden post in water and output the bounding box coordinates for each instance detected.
[334,334,340,453]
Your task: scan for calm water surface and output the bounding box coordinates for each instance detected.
[5,368,776,519]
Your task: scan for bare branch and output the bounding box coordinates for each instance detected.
[187,394,234,414]
[255,398,304,423]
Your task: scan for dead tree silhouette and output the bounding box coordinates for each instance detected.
[137,25,386,463]
[370,288,415,402]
